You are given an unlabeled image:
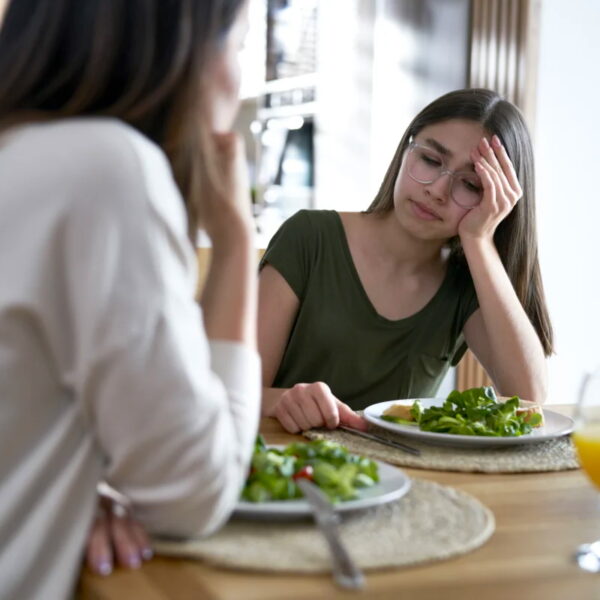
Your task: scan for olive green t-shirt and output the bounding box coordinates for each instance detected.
[260,210,479,410]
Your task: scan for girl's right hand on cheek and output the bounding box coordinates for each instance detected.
[274,382,368,434]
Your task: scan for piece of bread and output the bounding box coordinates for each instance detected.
[382,401,416,421]
[512,399,545,428]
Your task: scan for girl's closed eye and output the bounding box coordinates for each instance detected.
[460,178,482,193]
[420,152,442,167]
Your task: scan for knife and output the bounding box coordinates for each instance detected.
[297,478,365,590]
[338,425,421,456]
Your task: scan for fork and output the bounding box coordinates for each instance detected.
[297,478,365,590]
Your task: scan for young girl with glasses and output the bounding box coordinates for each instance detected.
[259,88,554,433]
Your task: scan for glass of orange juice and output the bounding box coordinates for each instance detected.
[573,368,600,572]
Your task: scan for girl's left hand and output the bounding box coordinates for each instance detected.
[457,135,523,242]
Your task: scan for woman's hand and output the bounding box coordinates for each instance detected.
[86,492,153,576]
[201,132,253,246]
[273,382,369,433]
[199,132,257,345]
[458,135,523,242]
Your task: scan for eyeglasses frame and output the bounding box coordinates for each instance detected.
[405,140,483,209]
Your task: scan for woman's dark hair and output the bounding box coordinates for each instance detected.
[0,0,245,238]
[367,88,553,356]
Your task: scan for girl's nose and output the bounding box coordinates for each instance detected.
[425,171,452,203]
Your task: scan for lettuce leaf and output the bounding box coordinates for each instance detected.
[383,387,536,438]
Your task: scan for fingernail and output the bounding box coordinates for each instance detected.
[482,137,490,147]
[96,561,112,576]
[127,555,142,569]
[141,548,154,561]
[492,135,501,147]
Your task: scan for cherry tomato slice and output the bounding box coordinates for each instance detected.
[292,465,314,481]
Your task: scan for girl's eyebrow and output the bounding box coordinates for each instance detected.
[424,137,452,156]
[423,137,476,172]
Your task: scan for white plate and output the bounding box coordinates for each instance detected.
[364,398,575,448]
[234,448,411,520]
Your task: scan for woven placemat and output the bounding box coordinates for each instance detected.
[303,424,578,473]
[153,479,494,572]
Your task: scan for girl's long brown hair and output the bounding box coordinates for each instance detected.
[367,88,554,356]
[0,0,244,239]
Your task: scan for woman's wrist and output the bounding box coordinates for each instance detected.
[201,185,254,241]
[207,215,254,262]
[210,234,253,263]
[208,216,253,251]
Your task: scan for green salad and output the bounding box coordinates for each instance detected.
[381,386,542,437]
[241,436,379,503]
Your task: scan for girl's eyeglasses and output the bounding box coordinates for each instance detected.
[406,141,483,209]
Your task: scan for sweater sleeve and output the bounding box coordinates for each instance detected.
[58,121,260,537]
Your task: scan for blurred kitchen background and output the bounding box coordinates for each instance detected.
[232,0,600,404]
[237,0,474,245]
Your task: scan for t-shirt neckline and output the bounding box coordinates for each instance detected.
[331,210,452,326]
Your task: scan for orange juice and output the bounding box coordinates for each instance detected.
[573,424,600,489]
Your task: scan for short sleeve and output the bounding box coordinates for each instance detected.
[259,209,315,299]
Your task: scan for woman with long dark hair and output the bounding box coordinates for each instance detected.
[259,88,553,433]
[0,1,259,598]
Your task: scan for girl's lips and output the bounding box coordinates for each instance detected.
[409,200,441,221]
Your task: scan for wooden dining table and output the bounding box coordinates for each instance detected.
[78,405,600,600]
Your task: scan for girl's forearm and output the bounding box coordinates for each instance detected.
[462,236,547,403]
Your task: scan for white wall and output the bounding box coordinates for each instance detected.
[314,0,469,213]
[535,0,600,403]
[369,0,470,195]
[315,0,376,212]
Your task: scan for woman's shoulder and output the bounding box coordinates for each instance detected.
[1,117,186,238]
[3,117,167,185]
[6,116,131,150]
